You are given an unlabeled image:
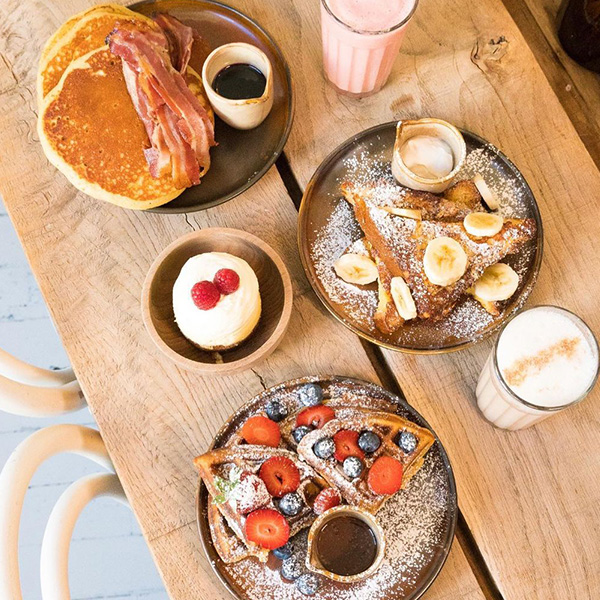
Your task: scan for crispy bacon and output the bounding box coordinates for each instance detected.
[153,13,193,73]
[107,16,215,188]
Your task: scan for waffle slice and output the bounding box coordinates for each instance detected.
[280,391,398,449]
[296,408,435,515]
[195,445,326,563]
[349,190,536,322]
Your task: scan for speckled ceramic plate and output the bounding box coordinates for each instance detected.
[298,122,543,354]
[196,376,457,600]
[130,0,293,213]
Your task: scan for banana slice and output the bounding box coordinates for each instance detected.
[382,207,422,220]
[464,212,504,237]
[473,174,500,210]
[473,263,519,301]
[390,277,417,320]
[334,253,378,285]
[423,237,468,286]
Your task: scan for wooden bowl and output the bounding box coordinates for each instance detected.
[141,228,293,374]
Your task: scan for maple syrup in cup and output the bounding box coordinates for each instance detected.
[320,0,419,96]
[476,306,599,430]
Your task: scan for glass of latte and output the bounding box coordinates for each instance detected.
[476,306,599,430]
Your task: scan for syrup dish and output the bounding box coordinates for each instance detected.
[142,228,292,374]
[196,376,457,600]
[299,121,543,354]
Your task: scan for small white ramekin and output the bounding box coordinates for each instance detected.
[201,42,273,130]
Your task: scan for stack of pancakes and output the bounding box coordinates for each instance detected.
[37,4,214,210]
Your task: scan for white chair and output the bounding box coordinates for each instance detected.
[0,348,130,600]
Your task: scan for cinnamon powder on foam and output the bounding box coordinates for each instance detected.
[503,337,581,388]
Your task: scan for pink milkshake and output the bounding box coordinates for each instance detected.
[320,0,418,96]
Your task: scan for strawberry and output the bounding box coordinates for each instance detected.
[313,487,341,515]
[245,508,290,550]
[241,416,281,447]
[295,405,335,429]
[233,472,271,515]
[259,456,300,498]
[191,281,220,310]
[367,456,404,495]
[214,268,240,295]
[333,430,365,462]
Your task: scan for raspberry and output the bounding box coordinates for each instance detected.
[191,280,220,310]
[214,268,240,295]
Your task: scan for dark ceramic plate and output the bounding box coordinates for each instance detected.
[298,122,544,354]
[196,376,457,600]
[130,0,293,213]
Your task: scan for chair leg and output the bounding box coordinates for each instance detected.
[0,425,114,600]
[40,473,128,600]
[0,347,75,387]
[0,374,85,417]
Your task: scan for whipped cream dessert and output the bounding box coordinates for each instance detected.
[399,135,454,179]
[173,252,261,350]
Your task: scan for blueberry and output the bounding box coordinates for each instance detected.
[297,383,323,407]
[266,399,288,422]
[279,492,303,516]
[313,437,335,459]
[272,541,294,560]
[296,573,320,596]
[358,431,381,454]
[292,426,312,444]
[343,456,364,478]
[398,431,418,453]
[281,555,303,580]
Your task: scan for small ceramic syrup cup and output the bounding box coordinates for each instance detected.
[202,42,274,130]
[306,505,385,583]
[391,118,466,193]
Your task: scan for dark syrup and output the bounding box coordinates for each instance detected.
[315,516,378,576]
[212,63,266,100]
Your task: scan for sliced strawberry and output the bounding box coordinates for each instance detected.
[241,416,281,447]
[295,405,335,429]
[333,430,365,462]
[245,508,290,550]
[313,487,341,515]
[259,456,301,498]
[368,456,404,495]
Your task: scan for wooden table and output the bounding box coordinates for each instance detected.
[1,0,598,598]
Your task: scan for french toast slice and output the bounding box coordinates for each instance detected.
[341,178,483,220]
[353,197,536,321]
[296,407,435,515]
[195,445,326,563]
[341,180,536,325]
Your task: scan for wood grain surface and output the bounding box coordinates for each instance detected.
[0,1,484,598]
[236,0,600,598]
[501,0,600,167]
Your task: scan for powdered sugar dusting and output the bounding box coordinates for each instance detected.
[308,131,541,350]
[209,378,455,600]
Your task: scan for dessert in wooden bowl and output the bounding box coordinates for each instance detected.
[142,228,292,374]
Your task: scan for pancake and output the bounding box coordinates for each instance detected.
[38,46,214,210]
[37,4,157,101]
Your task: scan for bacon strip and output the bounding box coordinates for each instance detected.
[107,16,215,188]
[153,13,193,73]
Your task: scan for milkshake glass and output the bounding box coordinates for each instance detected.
[320,0,419,96]
[476,306,599,430]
